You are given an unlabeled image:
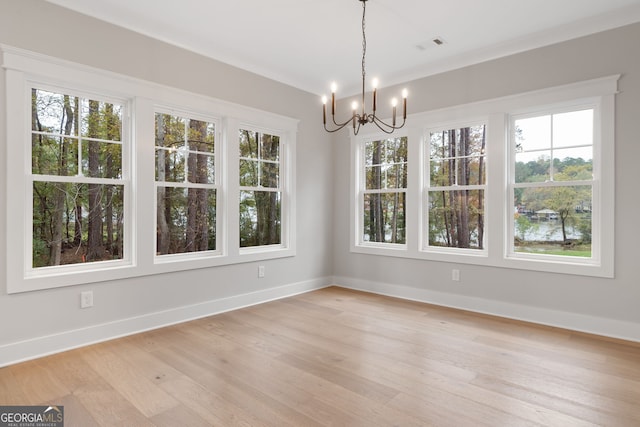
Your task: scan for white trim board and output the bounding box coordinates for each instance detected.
[333,277,640,344]
[0,278,332,368]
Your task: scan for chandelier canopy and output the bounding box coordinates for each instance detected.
[322,0,407,135]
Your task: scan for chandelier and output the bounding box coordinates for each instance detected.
[322,0,407,135]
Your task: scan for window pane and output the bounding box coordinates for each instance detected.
[429,130,451,160]
[514,185,592,257]
[81,141,122,178]
[429,125,486,186]
[239,129,258,158]
[32,89,79,135]
[187,119,215,154]
[187,152,215,184]
[384,137,407,164]
[365,140,384,165]
[362,192,406,244]
[80,99,122,141]
[553,109,593,148]
[515,115,551,152]
[32,135,79,176]
[156,113,216,184]
[240,191,281,247]
[553,148,593,181]
[428,190,485,249]
[260,133,280,161]
[32,182,125,267]
[262,162,280,188]
[240,159,258,187]
[367,163,407,189]
[430,160,451,186]
[365,137,407,190]
[156,187,216,255]
[515,152,551,183]
[155,114,186,151]
[155,148,186,182]
[32,89,123,179]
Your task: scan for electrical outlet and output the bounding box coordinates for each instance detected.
[80,291,94,308]
[258,265,265,278]
[451,269,460,282]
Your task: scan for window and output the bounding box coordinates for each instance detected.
[155,111,219,257]
[30,87,128,269]
[426,124,486,252]
[360,137,407,245]
[510,108,595,260]
[239,128,283,248]
[4,46,297,293]
[349,75,616,277]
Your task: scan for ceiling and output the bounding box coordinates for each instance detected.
[44,0,640,97]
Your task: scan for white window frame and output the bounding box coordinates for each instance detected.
[507,103,599,267]
[2,46,297,293]
[423,120,489,257]
[351,131,410,256]
[153,106,223,262]
[349,75,617,277]
[237,124,291,254]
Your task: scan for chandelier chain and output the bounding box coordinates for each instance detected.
[321,0,407,135]
[361,0,367,87]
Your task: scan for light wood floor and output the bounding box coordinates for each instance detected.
[2,286,640,426]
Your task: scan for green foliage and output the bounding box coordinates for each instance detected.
[239,130,282,247]
[31,89,124,267]
[363,137,407,243]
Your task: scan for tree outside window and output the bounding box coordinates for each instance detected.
[31,88,125,267]
[239,129,282,247]
[512,109,594,258]
[427,125,486,250]
[155,113,217,255]
[362,137,407,244]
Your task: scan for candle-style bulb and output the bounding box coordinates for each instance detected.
[322,96,327,124]
[402,89,407,120]
[391,98,397,126]
[372,78,378,112]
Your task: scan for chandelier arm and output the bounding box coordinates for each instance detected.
[325,114,358,133]
[332,112,355,128]
[371,115,407,132]
[321,0,408,135]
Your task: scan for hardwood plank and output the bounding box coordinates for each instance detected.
[72,380,155,426]
[7,359,70,404]
[81,343,179,418]
[0,367,29,404]
[149,401,212,427]
[1,286,639,426]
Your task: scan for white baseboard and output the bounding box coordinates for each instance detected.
[333,276,640,343]
[0,278,332,367]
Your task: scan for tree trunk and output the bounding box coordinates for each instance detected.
[49,95,74,265]
[477,125,486,249]
[104,104,115,253]
[458,128,470,248]
[373,141,384,242]
[448,130,459,246]
[156,114,170,254]
[87,100,105,261]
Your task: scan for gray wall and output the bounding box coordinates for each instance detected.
[0,0,334,361]
[332,22,640,334]
[1,0,639,364]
